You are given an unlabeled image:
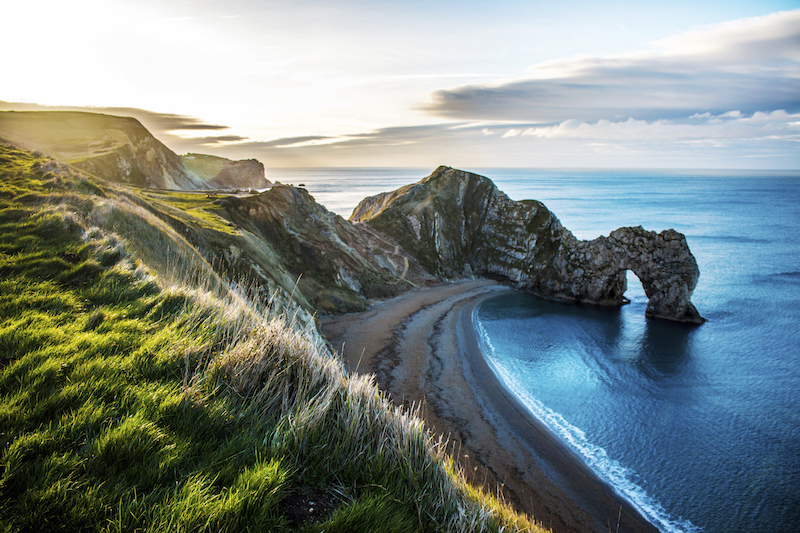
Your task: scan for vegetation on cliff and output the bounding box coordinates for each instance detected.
[0,112,269,190]
[0,145,544,532]
[182,153,271,190]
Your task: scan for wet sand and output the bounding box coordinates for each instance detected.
[321,280,658,533]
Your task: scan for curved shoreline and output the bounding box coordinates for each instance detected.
[321,280,658,533]
[458,294,658,533]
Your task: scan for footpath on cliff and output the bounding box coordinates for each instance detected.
[321,279,658,533]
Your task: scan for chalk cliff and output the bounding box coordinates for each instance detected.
[352,166,704,323]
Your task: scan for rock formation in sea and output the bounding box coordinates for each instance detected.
[352,166,704,323]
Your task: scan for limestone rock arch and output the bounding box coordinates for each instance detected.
[609,227,703,323]
[542,226,705,324]
[353,167,705,324]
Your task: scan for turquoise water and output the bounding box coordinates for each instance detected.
[284,167,800,532]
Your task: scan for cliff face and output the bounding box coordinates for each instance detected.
[0,111,269,190]
[352,166,704,323]
[210,185,435,313]
[182,153,270,189]
[0,111,203,189]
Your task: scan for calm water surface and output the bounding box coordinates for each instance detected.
[474,169,800,532]
[280,167,800,532]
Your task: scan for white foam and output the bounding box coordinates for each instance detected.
[473,308,701,533]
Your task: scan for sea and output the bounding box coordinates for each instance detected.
[267,167,800,533]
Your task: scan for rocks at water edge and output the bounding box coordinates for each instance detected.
[547,226,704,324]
[351,166,704,324]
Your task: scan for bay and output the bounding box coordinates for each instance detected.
[283,167,800,533]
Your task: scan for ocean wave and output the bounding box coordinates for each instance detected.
[473,307,701,533]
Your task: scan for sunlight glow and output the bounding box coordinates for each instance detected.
[2,1,798,168]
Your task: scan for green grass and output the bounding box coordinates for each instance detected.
[0,145,547,532]
[138,190,239,235]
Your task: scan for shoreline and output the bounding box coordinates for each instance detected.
[321,280,658,533]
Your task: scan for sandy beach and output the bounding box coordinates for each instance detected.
[321,280,658,533]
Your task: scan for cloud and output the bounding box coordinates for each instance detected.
[231,135,343,149]
[422,10,800,123]
[85,107,229,132]
[651,9,800,60]
[221,114,799,169]
[230,124,462,153]
[516,110,800,141]
[212,123,488,167]
[189,135,249,145]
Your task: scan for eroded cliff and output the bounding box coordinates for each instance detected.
[0,111,270,190]
[204,185,435,313]
[352,166,704,323]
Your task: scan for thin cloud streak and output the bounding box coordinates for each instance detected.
[0,101,248,153]
[189,135,250,145]
[517,110,800,141]
[0,101,230,133]
[223,115,799,169]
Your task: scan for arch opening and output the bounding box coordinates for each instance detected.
[623,269,647,306]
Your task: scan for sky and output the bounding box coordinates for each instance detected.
[2,0,799,169]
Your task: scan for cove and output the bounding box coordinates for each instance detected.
[474,267,796,532]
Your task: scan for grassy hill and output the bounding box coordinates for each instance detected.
[0,144,545,532]
[0,112,268,190]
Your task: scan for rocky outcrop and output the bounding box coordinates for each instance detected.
[542,226,703,323]
[211,185,435,313]
[352,166,704,323]
[182,153,271,189]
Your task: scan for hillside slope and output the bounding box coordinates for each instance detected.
[0,111,269,190]
[0,111,432,313]
[0,145,542,532]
